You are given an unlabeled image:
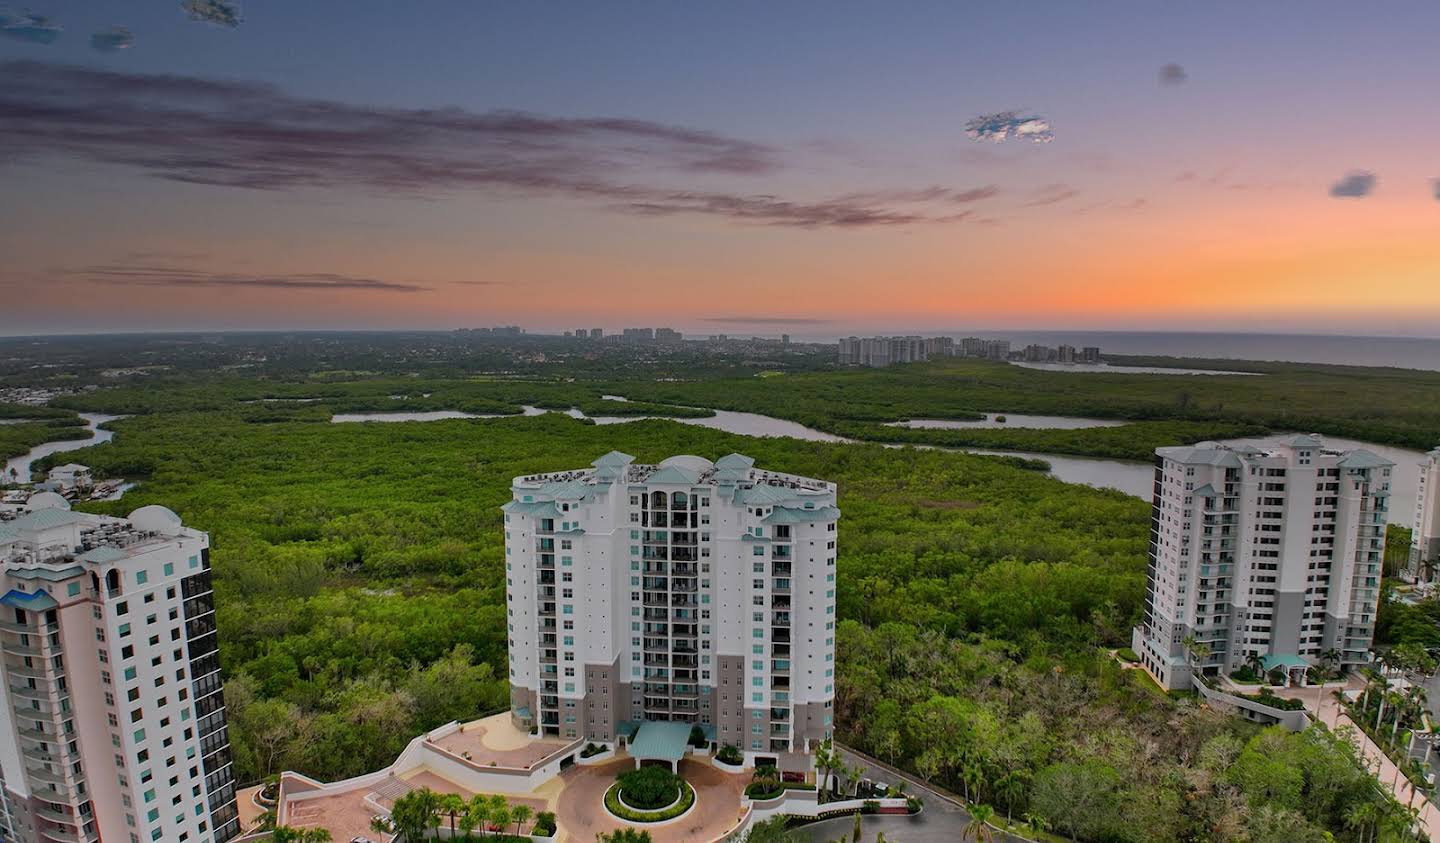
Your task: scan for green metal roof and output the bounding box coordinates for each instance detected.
[1261,654,1309,671]
[5,508,90,532]
[629,720,693,762]
[593,451,635,467]
[645,465,700,485]
[763,505,841,524]
[715,454,755,470]
[1339,449,1393,469]
[78,546,127,564]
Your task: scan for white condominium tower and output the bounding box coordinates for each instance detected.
[1409,448,1440,582]
[1133,436,1392,690]
[0,495,239,843]
[502,452,839,763]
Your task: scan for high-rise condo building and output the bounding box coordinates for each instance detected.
[1133,436,1391,690]
[0,496,238,843]
[502,452,838,764]
[1409,448,1440,582]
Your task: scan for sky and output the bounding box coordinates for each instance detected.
[3,1,1440,338]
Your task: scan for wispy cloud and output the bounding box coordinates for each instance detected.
[0,61,997,230]
[1024,184,1079,207]
[1158,64,1188,86]
[181,0,241,28]
[1329,171,1376,198]
[90,25,134,52]
[1432,178,1440,202]
[0,9,61,44]
[69,264,429,292]
[700,317,832,325]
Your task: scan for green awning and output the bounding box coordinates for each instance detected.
[629,720,692,763]
[1261,654,1309,671]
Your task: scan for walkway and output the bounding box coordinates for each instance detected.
[1286,685,1440,840]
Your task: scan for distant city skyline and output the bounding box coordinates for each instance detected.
[5,2,1440,335]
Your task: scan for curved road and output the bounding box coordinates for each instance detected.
[789,746,1026,843]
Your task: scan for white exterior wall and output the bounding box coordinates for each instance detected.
[504,454,837,756]
[1411,450,1440,580]
[1136,438,1391,690]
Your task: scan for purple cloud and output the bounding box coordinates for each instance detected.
[1329,171,1376,198]
[180,0,241,28]
[1159,64,1188,86]
[71,264,429,293]
[90,25,134,52]
[965,112,1054,144]
[0,9,61,44]
[0,61,999,229]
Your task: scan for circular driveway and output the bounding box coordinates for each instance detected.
[555,757,749,843]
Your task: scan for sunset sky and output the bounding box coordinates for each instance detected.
[3,1,1440,337]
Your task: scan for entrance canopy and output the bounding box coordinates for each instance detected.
[630,721,692,771]
[1261,654,1309,672]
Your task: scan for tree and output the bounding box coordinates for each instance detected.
[389,786,441,843]
[993,771,1028,823]
[596,831,653,843]
[488,798,512,837]
[961,804,996,843]
[272,828,332,843]
[512,803,534,837]
[464,794,490,837]
[851,811,863,843]
[1029,762,1119,843]
[814,739,841,803]
[438,792,465,839]
[740,816,796,843]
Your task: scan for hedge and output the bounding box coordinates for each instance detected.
[604,779,696,823]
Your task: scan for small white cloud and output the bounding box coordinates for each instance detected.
[965,111,1054,144]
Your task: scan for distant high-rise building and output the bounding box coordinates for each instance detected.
[590,328,604,339]
[781,334,790,345]
[985,340,1011,360]
[1022,344,1053,362]
[1409,448,1440,582]
[1057,344,1076,364]
[622,328,655,342]
[1133,437,1392,690]
[654,328,683,344]
[503,452,838,762]
[1081,346,1102,363]
[0,498,240,843]
[837,336,950,367]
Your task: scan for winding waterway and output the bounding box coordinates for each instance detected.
[4,413,126,484]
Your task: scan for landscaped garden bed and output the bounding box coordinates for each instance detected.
[603,766,697,823]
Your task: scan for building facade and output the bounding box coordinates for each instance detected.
[0,496,239,843]
[1133,437,1391,690]
[1409,448,1440,582]
[502,453,838,764]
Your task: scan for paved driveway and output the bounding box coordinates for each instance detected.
[553,757,749,843]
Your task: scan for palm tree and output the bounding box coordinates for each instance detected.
[1244,651,1265,677]
[1344,801,1377,843]
[993,771,1028,823]
[464,795,490,838]
[438,793,465,839]
[512,804,534,838]
[489,800,512,838]
[842,763,865,799]
[272,828,333,843]
[814,739,841,803]
[961,805,996,843]
[390,787,441,843]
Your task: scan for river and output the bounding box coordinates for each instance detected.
[4,413,126,484]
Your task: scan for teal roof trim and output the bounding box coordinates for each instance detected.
[0,589,57,610]
[629,720,693,762]
[593,451,635,467]
[1339,449,1394,469]
[8,566,84,583]
[763,505,841,524]
[5,508,90,532]
[715,453,755,470]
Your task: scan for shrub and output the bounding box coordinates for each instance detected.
[615,766,682,810]
[604,779,696,822]
[861,800,880,815]
[532,811,557,837]
[746,782,783,799]
[716,743,743,765]
[689,725,707,748]
[906,795,923,814]
[1116,647,1139,663]
[581,742,607,758]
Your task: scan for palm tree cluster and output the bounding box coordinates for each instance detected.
[1353,659,1434,780]
[370,786,542,842]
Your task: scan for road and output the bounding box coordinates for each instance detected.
[788,746,1026,842]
